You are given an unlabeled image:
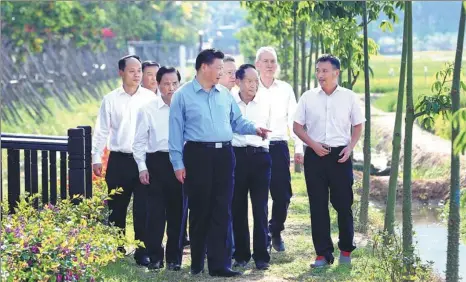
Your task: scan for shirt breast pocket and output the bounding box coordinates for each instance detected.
[215,101,231,125]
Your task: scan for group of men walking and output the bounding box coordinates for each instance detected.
[91,46,364,277]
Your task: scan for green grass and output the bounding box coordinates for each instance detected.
[98,173,434,282]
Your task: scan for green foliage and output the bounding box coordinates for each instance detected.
[239,1,399,90]
[415,63,454,129]
[369,231,434,282]
[1,1,208,57]
[1,2,107,55]
[0,181,139,282]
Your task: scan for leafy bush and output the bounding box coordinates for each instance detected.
[368,231,435,282]
[0,180,138,282]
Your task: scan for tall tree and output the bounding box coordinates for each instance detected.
[402,0,414,260]
[384,11,408,236]
[358,0,371,234]
[292,1,299,99]
[446,2,465,281]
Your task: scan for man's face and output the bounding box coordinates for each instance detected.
[316,61,339,88]
[159,72,180,101]
[219,61,237,90]
[142,66,159,92]
[256,51,277,79]
[202,58,223,85]
[119,58,142,88]
[237,68,259,97]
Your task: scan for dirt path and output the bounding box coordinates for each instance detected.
[354,95,466,203]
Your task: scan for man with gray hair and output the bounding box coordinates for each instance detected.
[255,46,304,252]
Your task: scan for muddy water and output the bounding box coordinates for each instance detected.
[385,203,466,279]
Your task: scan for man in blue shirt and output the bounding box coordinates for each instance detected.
[169,48,270,277]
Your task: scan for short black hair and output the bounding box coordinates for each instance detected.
[118,55,141,71]
[223,55,235,63]
[142,61,160,71]
[316,54,340,70]
[156,66,181,83]
[235,64,256,80]
[195,48,224,71]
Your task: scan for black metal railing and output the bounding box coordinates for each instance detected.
[1,126,92,213]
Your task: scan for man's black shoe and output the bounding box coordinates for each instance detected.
[167,262,181,271]
[271,234,285,252]
[233,260,248,267]
[135,255,150,267]
[117,246,126,255]
[190,268,204,275]
[148,261,164,270]
[209,268,242,277]
[255,261,270,270]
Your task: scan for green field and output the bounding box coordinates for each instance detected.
[351,51,465,140]
[353,51,463,111]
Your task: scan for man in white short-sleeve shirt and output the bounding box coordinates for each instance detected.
[293,54,365,268]
[255,46,304,252]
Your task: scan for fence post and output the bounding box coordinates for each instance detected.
[78,125,92,198]
[68,128,86,203]
[7,149,20,213]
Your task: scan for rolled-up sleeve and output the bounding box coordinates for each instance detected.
[230,97,257,135]
[92,97,110,164]
[132,108,149,172]
[169,91,186,171]
[294,92,307,126]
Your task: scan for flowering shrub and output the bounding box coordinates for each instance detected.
[0,178,138,281]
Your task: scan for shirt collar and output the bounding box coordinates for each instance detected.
[259,77,278,89]
[119,85,141,96]
[157,96,170,109]
[235,91,260,104]
[192,77,221,93]
[317,85,341,96]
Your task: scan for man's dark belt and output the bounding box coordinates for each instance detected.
[186,141,231,148]
[110,151,134,158]
[270,140,288,146]
[306,144,346,153]
[147,151,169,156]
[234,146,269,154]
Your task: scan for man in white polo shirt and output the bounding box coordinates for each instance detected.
[293,54,365,268]
[231,64,272,271]
[133,66,187,271]
[255,46,304,252]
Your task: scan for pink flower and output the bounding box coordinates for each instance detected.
[57,274,63,282]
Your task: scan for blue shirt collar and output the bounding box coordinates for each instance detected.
[193,77,221,93]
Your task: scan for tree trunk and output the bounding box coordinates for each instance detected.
[300,21,306,94]
[446,3,465,281]
[402,0,414,262]
[358,0,370,234]
[347,45,353,89]
[314,35,320,88]
[292,2,299,99]
[307,36,314,90]
[384,13,408,236]
[320,34,325,54]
